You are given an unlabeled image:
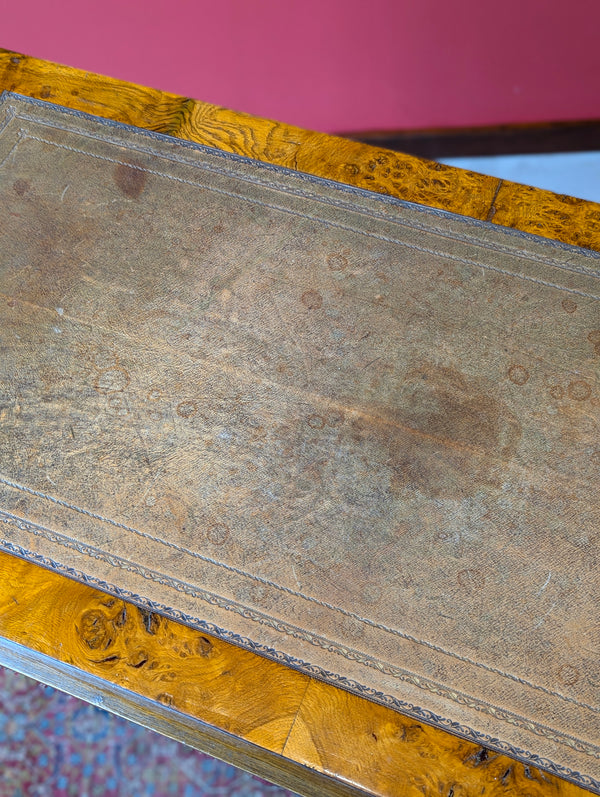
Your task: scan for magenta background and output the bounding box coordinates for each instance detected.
[2,0,599,133]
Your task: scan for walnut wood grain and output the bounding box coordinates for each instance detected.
[284,681,586,797]
[489,181,600,248]
[0,49,499,222]
[0,557,368,797]
[0,554,585,797]
[0,640,369,797]
[0,48,596,797]
[0,557,309,750]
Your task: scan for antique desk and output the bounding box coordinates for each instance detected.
[0,50,598,797]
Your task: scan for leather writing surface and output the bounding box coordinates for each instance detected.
[0,94,598,791]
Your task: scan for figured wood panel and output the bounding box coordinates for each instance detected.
[4,48,600,253]
[0,558,370,797]
[489,182,600,248]
[0,553,584,797]
[0,49,598,797]
[284,680,587,797]
[0,553,309,751]
[3,50,600,254]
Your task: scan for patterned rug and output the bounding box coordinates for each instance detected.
[0,667,298,797]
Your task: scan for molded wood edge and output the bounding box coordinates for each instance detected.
[0,636,370,797]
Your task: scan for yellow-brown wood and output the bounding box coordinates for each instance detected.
[3,47,600,255]
[0,49,596,796]
[0,50,498,222]
[0,556,308,754]
[284,681,586,797]
[489,181,600,248]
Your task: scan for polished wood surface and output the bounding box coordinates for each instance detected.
[0,49,595,796]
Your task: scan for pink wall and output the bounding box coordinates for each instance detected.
[2,0,599,134]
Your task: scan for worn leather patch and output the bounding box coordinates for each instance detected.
[0,94,598,791]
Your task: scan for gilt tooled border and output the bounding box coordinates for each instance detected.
[3,90,600,272]
[0,530,598,795]
[0,509,599,780]
[3,92,600,301]
[11,128,600,307]
[0,474,594,719]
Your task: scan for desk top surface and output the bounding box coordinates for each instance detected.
[0,49,598,797]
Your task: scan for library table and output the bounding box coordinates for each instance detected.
[0,49,598,797]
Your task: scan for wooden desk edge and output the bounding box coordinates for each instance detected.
[0,637,369,797]
[0,49,595,797]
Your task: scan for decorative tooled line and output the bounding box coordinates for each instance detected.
[1,509,598,763]
[17,131,600,303]
[0,475,596,718]
[12,95,600,278]
[4,125,600,714]
[0,129,22,170]
[0,534,599,794]
[0,98,17,138]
